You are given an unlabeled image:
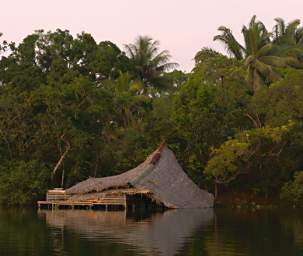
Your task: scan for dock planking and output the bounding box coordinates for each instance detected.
[38,196,127,210]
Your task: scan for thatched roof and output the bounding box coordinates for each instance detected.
[66,145,214,208]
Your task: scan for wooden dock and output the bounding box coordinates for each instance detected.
[38,195,127,211]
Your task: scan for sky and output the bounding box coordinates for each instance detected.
[1,0,303,71]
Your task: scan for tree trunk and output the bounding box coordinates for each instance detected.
[61,168,65,188]
[214,182,218,200]
[94,151,99,177]
[52,138,70,179]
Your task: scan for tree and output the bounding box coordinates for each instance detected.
[273,18,303,46]
[0,160,49,205]
[124,36,178,95]
[272,18,303,64]
[281,171,303,204]
[169,52,250,185]
[205,122,294,197]
[214,16,299,91]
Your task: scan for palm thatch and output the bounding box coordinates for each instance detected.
[66,145,214,208]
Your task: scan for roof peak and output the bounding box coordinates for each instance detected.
[148,143,166,165]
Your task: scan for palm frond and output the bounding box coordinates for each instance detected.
[214,26,244,60]
[256,43,274,57]
[259,55,294,67]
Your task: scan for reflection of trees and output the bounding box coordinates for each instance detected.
[49,226,64,256]
[0,209,52,255]
[281,211,303,248]
[3,208,303,256]
[40,209,213,256]
[192,210,303,256]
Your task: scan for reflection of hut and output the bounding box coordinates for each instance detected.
[38,145,214,210]
[40,209,213,256]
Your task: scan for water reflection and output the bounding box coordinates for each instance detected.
[1,208,303,256]
[200,209,303,256]
[39,209,214,256]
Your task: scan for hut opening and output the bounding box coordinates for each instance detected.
[38,144,214,210]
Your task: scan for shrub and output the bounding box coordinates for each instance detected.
[0,160,50,206]
[281,172,303,205]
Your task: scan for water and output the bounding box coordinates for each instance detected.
[0,208,303,256]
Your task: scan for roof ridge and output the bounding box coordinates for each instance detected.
[131,143,166,185]
[148,142,166,164]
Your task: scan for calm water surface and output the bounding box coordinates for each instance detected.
[0,208,303,256]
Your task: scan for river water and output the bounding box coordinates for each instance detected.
[0,208,303,256]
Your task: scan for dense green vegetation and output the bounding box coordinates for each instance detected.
[1,16,303,205]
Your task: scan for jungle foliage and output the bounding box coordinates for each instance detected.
[1,16,303,205]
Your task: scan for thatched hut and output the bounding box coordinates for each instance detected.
[63,144,214,209]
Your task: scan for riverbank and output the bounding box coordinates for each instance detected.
[215,191,297,209]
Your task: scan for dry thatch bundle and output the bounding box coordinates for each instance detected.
[66,145,214,208]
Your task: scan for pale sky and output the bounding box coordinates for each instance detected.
[1,0,303,71]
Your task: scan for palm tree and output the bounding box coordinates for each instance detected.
[242,16,279,91]
[124,36,178,96]
[214,16,298,91]
[273,18,302,45]
[272,18,303,63]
